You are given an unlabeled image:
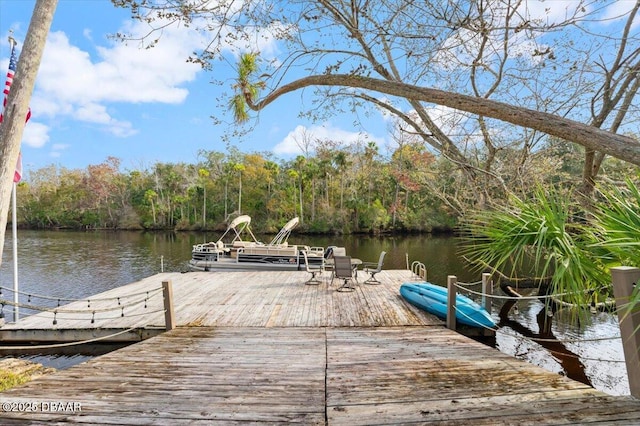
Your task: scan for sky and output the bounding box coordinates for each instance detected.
[0,0,388,175]
[0,1,637,177]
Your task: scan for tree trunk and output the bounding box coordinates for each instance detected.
[0,0,58,267]
[202,185,206,228]
[392,182,399,228]
[298,177,303,223]
[151,199,156,225]
[224,179,228,219]
[238,173,242,215]
[311,178,316,222]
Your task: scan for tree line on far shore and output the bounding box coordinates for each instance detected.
[13,137,637,234]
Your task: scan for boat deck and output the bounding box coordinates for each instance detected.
[1,270,640,424]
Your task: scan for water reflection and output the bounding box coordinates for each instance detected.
[497,298,592,386]
[0,343,130,370]
[491,293,627,395]
[0,230,630,395]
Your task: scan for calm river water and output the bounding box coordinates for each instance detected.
[0,230,629,396]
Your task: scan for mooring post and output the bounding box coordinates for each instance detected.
[611,267,640,399]
[162,280,175,331]
[447,275,457,330]
[482,273,492,315]
[482,273,495,337]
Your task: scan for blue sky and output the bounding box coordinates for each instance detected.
[0,0,387,175]
[1,1,637,177]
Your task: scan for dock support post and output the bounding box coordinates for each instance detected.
[482,273,495,337]
[482,273,492,315]
[162,280,175,331]
[611,267,640,399]
[447,275,457,331]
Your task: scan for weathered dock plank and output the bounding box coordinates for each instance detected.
[2,326,640,424]
[1,270,438,339]
[1,270,640,424]
[323,327,640,425]
[1,327,327,424]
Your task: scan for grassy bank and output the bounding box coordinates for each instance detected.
[0,358,56,391]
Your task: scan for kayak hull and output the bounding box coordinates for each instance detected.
[400,282,496,329]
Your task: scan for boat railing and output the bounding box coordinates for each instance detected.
[192,243,221,253]
[189,247,221,264]
[238,245,299,256]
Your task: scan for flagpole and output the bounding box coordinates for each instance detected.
[4,32,20,322]
[12,181,18,322]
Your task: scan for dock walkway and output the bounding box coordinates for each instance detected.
[1,270,640,424]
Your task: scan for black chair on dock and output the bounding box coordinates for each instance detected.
[332,256,355,292]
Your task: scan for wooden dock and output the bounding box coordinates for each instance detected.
[0,270,439,341]
[1,270,640,424]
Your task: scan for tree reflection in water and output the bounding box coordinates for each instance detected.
[496,298,592,387]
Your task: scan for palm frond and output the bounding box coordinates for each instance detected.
[592,179,640,266]
[229,94,249,123]
[461,186,608,307]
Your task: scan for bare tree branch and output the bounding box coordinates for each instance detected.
[243,73,640,165]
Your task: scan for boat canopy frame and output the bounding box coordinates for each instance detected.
[217,215,261,245]
[269,217,300,246]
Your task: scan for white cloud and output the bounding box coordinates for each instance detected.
[17,9,284,154]
[75,103,112,124]
[372,96,395,122]
[518,0,588,25]
[22,121,49,148]
[37,26,201,108]
[82,28,93,42]
[433,1,591,70]
[71,102,136,136]
[50,143,70,159]
[107,120,138,138]
[426,105,469,135]
[398,106,472,141]
[601,1,639,27]
[22,17,211,151]
[273,123,383,156]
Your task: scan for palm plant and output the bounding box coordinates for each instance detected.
[461,186,609,307]
[590,179,640,311]
[591,179,640,266]
[230,53,265,123]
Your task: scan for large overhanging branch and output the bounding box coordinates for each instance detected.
[244,74,640,166]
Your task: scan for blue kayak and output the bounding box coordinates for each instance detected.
[400,282,496,329]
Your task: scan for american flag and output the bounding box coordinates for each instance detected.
[1,36,30,183]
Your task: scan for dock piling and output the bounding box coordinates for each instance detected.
[446,275,457,330]
[611,266,640,399]
[481,273,495,337]
[481,273,492,315]
[162,280,175,331]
